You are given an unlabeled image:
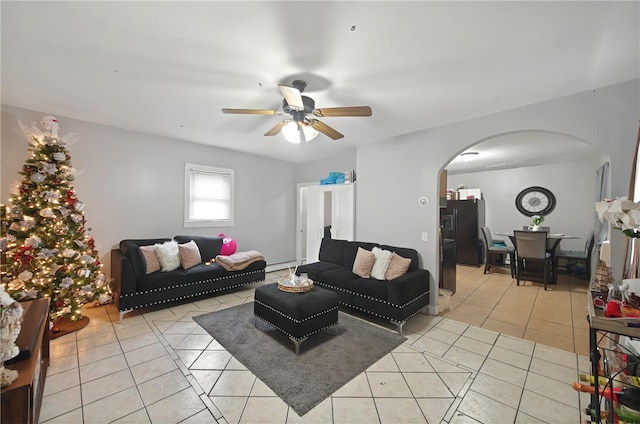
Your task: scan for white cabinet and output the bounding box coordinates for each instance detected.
[305,184,355,263]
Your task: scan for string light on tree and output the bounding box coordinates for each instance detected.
[2,116,111,330]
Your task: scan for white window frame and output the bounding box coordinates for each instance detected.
[184,163,234,228]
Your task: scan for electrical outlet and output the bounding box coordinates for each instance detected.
[421,232,428,241]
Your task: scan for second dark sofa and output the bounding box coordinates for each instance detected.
[296,238,430,334]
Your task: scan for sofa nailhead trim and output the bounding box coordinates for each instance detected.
[118,269,264,311]
[121,269,264,297]
[314,280,428,308]
[253,302,339,341]
[254,299,338,324]
[313,281,428,322]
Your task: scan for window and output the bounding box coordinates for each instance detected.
[184,163,234,227]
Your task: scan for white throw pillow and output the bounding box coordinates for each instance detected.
[155,240,181,272]
[370,247,393,280]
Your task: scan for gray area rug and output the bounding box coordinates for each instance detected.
[193,302,407,416]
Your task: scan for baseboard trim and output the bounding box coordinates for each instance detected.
[265,261,297,273]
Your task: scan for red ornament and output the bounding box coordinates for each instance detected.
[14,246,34,270]
[64,190,78,207]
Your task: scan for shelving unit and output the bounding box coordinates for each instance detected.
[587,292,640,423]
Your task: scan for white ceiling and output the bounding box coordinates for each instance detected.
[1,1,638,164]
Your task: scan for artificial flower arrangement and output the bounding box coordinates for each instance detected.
[595,197,640,238]
[532,215,544,226]
[594,197,640,318]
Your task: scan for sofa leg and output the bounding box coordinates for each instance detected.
[289,336,308,355]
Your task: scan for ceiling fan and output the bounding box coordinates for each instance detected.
[221,80,372,143]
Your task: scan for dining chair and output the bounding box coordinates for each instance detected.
[555,230,595,279]
[514,230,552,290]
[481,227,516,277]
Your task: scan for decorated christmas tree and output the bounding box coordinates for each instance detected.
[2,116,111,326]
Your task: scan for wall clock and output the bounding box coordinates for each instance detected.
[515,186,556,217]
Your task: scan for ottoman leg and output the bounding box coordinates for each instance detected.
[290,336,308,355]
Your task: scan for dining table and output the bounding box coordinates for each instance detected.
[495,231,580,284]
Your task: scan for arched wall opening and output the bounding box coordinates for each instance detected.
[440,129,608,252]
[437,130,608,300]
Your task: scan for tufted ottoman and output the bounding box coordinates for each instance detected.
[254,283,339,355]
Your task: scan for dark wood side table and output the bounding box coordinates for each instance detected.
[1,298,50,424]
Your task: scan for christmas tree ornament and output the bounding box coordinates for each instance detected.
[30,173,45,183]
[7,279,25,291]
[54,223,68,235]
[40,115,59,137]
[38,208,54,218]
[79,255,94,264]
[17,270,33,281]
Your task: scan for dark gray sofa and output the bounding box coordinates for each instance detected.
[111,235,266,321]
[296,238,430,334]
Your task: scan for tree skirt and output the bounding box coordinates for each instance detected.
[50,316,90,339]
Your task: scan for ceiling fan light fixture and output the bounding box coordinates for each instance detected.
[461,152,479,162]
[282,121,319,144]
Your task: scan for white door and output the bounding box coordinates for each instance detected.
[305,184,355,263]
[306,186,324,263]
[332,184,355,240]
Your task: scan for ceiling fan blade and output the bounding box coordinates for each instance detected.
[309,119,344,140]
[278,84,304,110]
[264,120,290,136]
[221,108,281,115]
[312,106,372,117]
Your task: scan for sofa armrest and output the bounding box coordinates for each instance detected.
[111,249,137,296]
[387,269,430,306]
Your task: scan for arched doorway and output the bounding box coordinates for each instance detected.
[438,130,608,294]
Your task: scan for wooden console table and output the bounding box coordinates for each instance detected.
[1,298,50,424]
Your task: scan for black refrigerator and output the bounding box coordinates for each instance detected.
[440,199,485,266]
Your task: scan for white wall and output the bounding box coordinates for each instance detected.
[356,79,639,312]
[3,79,638,314]
[447,160,602,251]
[1,105,299,274]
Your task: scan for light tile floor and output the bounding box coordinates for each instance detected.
[444,264,591,356]
[40,269,590,423]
